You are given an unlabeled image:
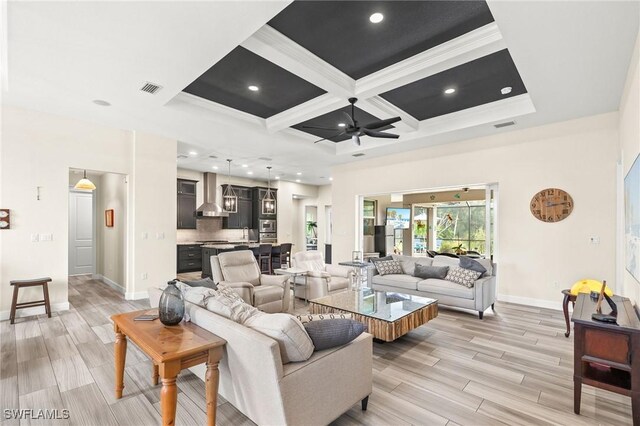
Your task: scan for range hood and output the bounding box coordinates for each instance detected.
[196,173,228,218]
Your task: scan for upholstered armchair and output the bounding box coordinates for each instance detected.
[291,251,353,300]
[210,250,290,313]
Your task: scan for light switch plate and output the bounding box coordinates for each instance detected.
[31,233,39,242]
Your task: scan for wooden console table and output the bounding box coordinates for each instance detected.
[111,310,226,426]
[572,294,640,424]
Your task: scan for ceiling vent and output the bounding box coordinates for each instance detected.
[140,82,162,94]
[177,154,188,159]
[494,121,516,129]
[209,155,218,159]
[352,153,365,157]
[258,157,273,162]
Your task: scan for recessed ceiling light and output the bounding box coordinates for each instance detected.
[296,179,301,183]
[248,85,259,92]
[247,171,253,175]
[188,151,197,156]
[296,172,302,176]
[275,176,280,180]
[93,99,111,106]
[241,164,248,168]
[338,123,346,127]
[501,86,513,95]
[329,177,334,181]
[444,88,456,95]
[369,12,384,23]
[212,166,219,170]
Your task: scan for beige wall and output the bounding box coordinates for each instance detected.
[332,112,619,308]
[98,172,127,290]
[0,107,177,317]
[620,30,640,304]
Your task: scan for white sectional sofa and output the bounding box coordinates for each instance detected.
[368,255,497,319]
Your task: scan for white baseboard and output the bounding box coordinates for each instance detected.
[497,294,562,311]
[125,291,149,300]
[94,274,124,294]
[0,302,70,321]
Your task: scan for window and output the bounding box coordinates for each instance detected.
[436,201,486,254]
[413,206,428,255]
[363,200,376,236]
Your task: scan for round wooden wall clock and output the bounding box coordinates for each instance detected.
[530,188,574,223]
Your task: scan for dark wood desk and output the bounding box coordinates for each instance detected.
[572,294,640,425]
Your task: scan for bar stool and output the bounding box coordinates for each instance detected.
[271,243,292,270]
[9,277,52,324]
[258,244,273,274]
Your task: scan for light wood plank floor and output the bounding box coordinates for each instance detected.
[0,275,632,425]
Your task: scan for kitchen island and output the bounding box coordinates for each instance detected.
[200,243,284,278]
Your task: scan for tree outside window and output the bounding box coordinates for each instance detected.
[436,201,486,254]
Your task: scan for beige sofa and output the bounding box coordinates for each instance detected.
[210,250,289,313]
[368,255,497,319]
[148,288,373,426]
[291,250,352,300]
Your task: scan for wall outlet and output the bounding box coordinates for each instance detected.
[589,236,600,244]
[142,273,148,280]
[31,234,39,242]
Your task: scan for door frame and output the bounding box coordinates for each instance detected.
[68,187,97,276]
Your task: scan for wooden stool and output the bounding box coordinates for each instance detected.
[9,277,52,324]
[561,289,577,337]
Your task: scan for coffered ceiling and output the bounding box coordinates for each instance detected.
[3,1,639,184]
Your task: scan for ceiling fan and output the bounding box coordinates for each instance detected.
[303,97,401,146]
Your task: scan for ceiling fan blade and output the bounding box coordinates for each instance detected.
[351,135,361,146]
[362,128,400,139]
[364,116,401,130]
[314,130,346,144]
[302,125,339,131]
[341,111,355,127]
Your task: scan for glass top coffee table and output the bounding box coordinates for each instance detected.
[309,289,438,342]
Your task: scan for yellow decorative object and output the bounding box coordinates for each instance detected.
[570,279,613,297]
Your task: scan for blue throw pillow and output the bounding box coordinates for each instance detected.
[303,319,366,351]
[459,256,487,274]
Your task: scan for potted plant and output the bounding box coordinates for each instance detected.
[453,243,467,255]
[306,221,318,238]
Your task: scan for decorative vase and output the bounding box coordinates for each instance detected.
[159,280,184,326]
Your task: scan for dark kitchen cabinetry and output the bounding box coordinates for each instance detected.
[177,179,197,229]
[221,185,253,229]
[177,244,202,273]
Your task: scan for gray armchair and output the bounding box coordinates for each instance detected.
[210,250,290,313]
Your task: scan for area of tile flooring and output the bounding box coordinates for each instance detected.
[0,275,633,425]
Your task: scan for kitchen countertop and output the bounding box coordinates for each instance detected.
[201,243,280,249]
[177,241,260,246]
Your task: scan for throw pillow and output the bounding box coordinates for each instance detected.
[183,277,217,289]
[174,282,217,307]
[374,259,403,276]
[445,267,482,288]
[369,256,393,265]
[295,313,353,324]
[205,284,261,324]
[413,264,449,280]
[244,313,314,363]
[459,256,487,275]
[304,319,366,351]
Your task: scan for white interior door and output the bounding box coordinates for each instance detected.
[69,190,95,275]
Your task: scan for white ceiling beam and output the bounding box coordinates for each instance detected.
[242,25,355,98]
[355,22,506,99]
[265,93,345,133]
[356,96,420,132]
[169,92,266,128]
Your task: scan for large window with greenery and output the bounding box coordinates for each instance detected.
[363,200,375,236]
[413,206,428,255]
[436,201,487,254]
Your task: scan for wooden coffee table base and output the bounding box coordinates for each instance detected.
[310,302,438,342]
[112,311,225,426]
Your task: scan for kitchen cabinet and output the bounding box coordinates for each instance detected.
[177,244,202,273]
[222,185,253,229]
[177,179,197,229]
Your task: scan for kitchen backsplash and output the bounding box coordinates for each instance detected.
[177,219,249,242]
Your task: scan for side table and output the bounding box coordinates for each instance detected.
[338,261,373,289]
[111,310,226,426]
[562,289,577,337]
[274,267,308,308]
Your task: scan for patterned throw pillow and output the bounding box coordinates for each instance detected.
[445,267,482,288]
[374,259,404,276]
[295,313,353,324]
[205,284,261,324]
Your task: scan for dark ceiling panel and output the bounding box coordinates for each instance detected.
[380,49,527,121]
[183,46,325,118]
[292,105,394,143]
[268,1,494,80]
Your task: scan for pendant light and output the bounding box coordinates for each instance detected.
[261,166,276,215]
[222,159,237,213]
[74,170,96,191]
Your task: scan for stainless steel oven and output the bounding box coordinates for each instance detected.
[260,232,277,243]
[259,219,276,233]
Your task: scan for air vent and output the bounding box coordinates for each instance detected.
[352,153,365,157]
[140,82,162,94]
[258,157,273,162]
[177,154,188,159]
[209,155,218,159]
[494,121,516,129]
